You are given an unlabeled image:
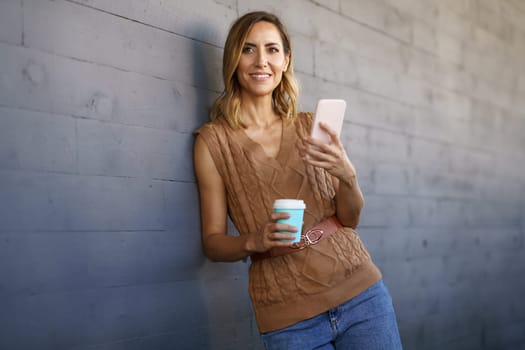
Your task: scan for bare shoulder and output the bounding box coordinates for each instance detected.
[193,134,220,184]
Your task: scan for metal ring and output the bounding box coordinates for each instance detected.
[305,229,324,245]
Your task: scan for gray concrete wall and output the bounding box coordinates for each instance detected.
[1,0,524,349]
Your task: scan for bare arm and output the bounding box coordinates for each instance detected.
[331,170,364,228]
[193,135,296,262]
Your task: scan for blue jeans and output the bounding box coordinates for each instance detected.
[260,280,403,350]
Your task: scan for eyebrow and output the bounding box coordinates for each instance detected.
[244,42,282,47]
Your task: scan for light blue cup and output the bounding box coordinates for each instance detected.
[273,199,306,243]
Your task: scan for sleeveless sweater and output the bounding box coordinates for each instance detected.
[195,112,382,332]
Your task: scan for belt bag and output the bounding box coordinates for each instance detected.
[251,216,342,262]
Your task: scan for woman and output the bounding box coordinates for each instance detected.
[193,11,402,350]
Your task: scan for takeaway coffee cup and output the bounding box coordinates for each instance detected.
[273,199,306,243]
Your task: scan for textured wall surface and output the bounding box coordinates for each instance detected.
[1,0,524,349]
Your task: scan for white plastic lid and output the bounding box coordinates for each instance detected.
[273,199,306,209]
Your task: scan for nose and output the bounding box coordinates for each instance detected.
[255,51,268,67]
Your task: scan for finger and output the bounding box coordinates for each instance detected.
[305,144,336,160]
[273,232,297,242]
[305,136,340,159]
[271,212,290,221]
[318,121,336,134]
[266,231,296,246]
[319,122,343,146]
[304,158,336,170]
[305,135,330,150]
[304,149,339,167]
[274,222,298,232]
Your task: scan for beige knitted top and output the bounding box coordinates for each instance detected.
[195,112,381,333]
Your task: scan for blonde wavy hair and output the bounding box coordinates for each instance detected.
[209,11,299,129]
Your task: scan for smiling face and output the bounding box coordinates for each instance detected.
[235,21,290,101]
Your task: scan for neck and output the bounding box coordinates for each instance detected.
[239,96,279,128]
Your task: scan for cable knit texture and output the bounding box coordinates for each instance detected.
[195,112,382,332]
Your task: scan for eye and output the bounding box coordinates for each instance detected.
[269,46,280,53]
[242,46,254,54]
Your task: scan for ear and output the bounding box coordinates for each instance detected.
[283,53,290,72]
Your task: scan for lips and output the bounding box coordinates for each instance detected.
[249,73,271,80]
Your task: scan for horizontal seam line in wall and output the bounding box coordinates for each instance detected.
[0,104,199,134]
[0,278,219,300]
[323,8,413,48]
[69,113,198,135]
[311,0,517,87]
[360,227,521,231]
[344,120,497,154]
[63,0,223,49]
[309,1,417,49]
[152,178,194,183]
[296,65,522,124]
[298,22,521,111]
[2,43,224,100]
[309,64,519,118]
[1,39,221,92]
[0,230,167,233]
[302,73,523,148]
[308,73,430,110]
[0,168,196,183]
[2,40,516,125]
[322,0,522,77]
[364,193,487,201]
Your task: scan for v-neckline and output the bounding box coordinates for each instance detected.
[238,118,294,168]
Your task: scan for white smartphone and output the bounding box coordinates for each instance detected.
[310,99,346,145]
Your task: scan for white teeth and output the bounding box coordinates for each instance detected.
[251,74,270,79]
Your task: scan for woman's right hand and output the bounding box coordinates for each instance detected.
[244,212,298,253]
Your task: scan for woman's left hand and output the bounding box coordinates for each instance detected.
[300,122,357,182]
